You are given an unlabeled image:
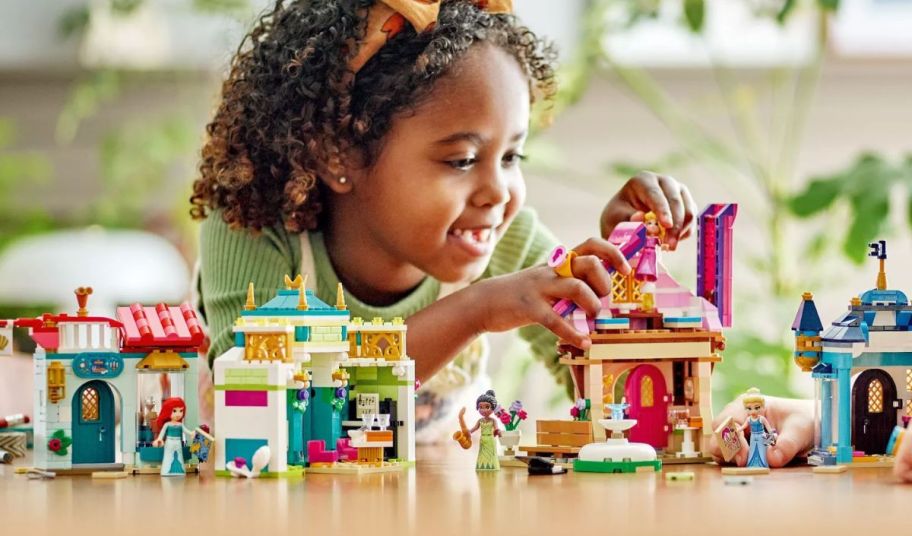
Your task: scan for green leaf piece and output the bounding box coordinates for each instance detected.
[788,178,843,217]
[776,0,797,24]
[683,0,705,33]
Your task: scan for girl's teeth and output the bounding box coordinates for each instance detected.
[451,228,493,245]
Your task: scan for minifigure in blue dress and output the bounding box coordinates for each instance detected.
[153,397,196,476]
[740,388,777,468]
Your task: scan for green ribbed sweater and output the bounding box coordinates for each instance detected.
[197,207,571,393]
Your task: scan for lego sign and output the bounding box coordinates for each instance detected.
[0,322,11,356]
[73,353,124,379]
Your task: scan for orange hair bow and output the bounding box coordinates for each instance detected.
[350,0,514,73]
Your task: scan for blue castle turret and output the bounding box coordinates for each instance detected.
[792,292,823,372]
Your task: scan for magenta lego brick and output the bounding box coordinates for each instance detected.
[225,390,268,407]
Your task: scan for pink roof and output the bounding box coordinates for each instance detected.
[117,302,203,350]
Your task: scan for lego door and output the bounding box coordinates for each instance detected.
[626,365,669,448]
[852,369,897,455]
[72,380,116,464]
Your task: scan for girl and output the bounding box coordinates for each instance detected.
[190,0,697,439]
[153,397,195,476]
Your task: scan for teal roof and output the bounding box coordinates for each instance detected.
[860,288,908,306]
[241,289,350,318]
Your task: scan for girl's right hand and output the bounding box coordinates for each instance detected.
[472,237,632,349]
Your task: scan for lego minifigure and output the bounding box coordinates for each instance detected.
[153,397,196,476]
[739,388,777,469]
[634,211,667,312]
[453,390,502,471]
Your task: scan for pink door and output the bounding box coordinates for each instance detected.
[625,365,669,448]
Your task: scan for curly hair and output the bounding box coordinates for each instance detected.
[476,389,498,410]
[190,0,557,233]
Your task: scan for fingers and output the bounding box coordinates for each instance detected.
[894,434,912,483]
[536,305,591,349]
[605,172,697,251]
[568,254,613,297]
[551,277,602,317]
[573,237,632,276]
[679,184,698,243]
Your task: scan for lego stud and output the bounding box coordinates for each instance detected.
[548,245,576,278]
[802,291,814,301]
[244,282,256,311]
[335,282,347,310]
[75,287,93,317]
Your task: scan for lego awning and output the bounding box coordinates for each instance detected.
[135,350,189,371]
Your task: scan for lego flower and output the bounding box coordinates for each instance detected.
[509,400,523,413]
[48,429,72,456]
[499,412,511,425]
[570,405,580,419]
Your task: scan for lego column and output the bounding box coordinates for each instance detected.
[396,361,416,462]
[696,361,714,453]
[586,361,604,441]
[836,365,853,464]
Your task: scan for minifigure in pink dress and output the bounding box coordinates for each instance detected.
[634,212,666,311]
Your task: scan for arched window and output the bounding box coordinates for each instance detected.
[641,376,654,408]
[867,379,883,414]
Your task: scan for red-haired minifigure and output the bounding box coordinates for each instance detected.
[153,397,195,476]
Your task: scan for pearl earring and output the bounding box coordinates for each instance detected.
[339,177,348,184]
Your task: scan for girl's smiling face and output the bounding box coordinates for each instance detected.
[328,43,530,292]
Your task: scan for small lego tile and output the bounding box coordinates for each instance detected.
[92,471,129,479]
[723,475,753,486]
[664,471,694,481]
[812,465,848,474]
[721,467,769,476]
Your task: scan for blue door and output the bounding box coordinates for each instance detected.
[72,381,115,464]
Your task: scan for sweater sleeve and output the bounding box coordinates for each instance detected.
[483,208,574,400]
[198,213,301,366]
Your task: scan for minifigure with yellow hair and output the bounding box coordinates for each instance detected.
[739,387,777,469]
[634,211,668,312]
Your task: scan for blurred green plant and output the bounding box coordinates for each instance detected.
[789,153,912,263]
[0,1,253,261]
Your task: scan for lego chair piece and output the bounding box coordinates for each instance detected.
[307,440,339,464]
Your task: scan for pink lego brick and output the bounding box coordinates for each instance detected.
[336,438,358,461]
[225,390,268,407]
[571,310,590,335]
[308,440,339,463]
[553,222,647,317]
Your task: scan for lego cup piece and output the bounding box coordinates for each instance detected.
[548,245,577,278]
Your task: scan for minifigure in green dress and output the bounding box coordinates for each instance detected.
[454,390,502,471]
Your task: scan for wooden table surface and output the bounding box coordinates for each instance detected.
[2,445,910,535]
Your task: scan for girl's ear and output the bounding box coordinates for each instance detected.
[318,147,367,194]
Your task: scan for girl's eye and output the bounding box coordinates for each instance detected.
[447,157,477,171]
[502,152,527,167]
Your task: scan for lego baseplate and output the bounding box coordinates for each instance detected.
[306,461,408,475]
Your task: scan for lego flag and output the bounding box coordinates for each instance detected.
[0,322,12,356]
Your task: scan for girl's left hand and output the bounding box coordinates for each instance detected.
[600,171,698,251]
